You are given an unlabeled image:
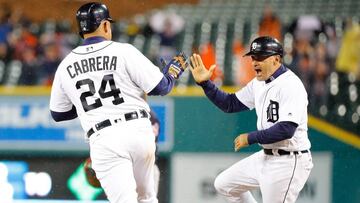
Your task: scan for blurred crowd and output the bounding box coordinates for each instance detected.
[0,5,189,86]
[0,5,78,86]
[0,4,359,125]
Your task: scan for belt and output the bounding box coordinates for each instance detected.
[263,149,309,156]
[87,109,148,138]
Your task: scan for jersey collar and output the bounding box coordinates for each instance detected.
[82,36,107,46]
[265,64,287,84]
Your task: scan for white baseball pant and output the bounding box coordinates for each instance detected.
[89,118,158,203]
[214,150,313,203]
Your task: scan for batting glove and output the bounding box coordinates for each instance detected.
[161,52,188,79]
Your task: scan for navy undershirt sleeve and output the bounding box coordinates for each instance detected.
[148,74,175,96]
[247,121,298,144]
[50,105,78,122]
[198,80,249,113]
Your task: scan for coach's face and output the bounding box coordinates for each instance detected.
[251,55,281,81]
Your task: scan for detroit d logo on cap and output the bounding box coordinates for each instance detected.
[251,42,259,51]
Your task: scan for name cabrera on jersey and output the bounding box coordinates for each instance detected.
[235,70,311,150]
[49,41,163,131]
[66,55,118,79]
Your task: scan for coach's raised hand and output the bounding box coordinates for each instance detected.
[189,54,216,83]
[162,52,188,79]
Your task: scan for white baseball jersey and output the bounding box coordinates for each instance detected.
[50,39,162,203]
[235,69,311,151]
[50,41,163,135]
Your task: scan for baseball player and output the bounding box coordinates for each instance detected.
[189,36,313,203]
[49,2,187,203]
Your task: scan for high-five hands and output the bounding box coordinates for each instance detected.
[189,54,216,83]
[234,133,249,152]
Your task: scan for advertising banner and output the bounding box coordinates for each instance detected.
[0,96,173,152]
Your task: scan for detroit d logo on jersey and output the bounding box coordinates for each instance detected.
[267,100,279,123]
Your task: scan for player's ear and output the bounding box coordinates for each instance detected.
[103,21,112,37]
[103,21,109,33]
[274,55,280,65]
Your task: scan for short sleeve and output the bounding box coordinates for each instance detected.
[49,70,73,112]
[235,79,255,109]
[123,44,163,93]
[278,80,308,124]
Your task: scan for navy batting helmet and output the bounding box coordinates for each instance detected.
[244,36,283,57]
[76,2,114,38]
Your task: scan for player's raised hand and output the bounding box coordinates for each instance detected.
[162,52,188,79]
[189,54,216,83]
[234,133,249,151]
